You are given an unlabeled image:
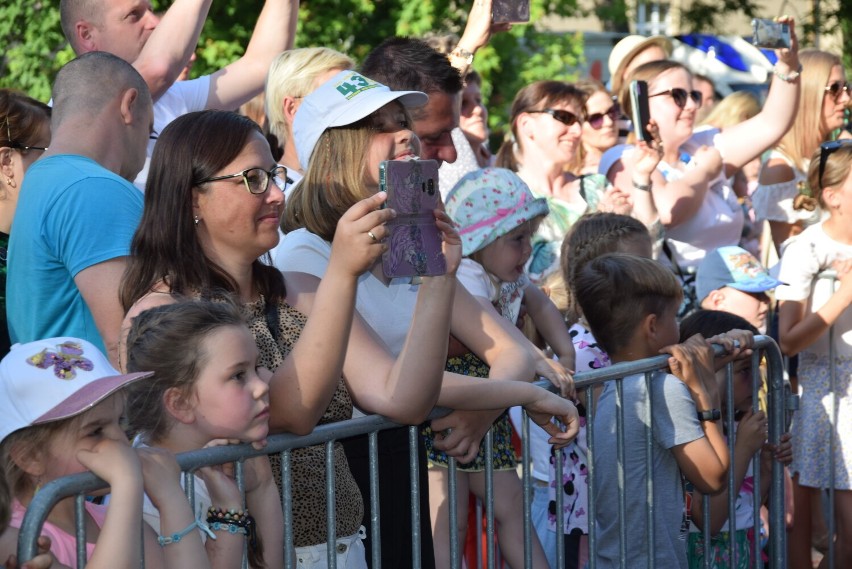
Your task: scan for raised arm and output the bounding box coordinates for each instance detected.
[132,0,213,100]
[205,0,299,110]
[715,17,801,174]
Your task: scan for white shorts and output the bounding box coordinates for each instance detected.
[295,526,368,569]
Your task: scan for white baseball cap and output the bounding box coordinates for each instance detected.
[0,338,153,442]
[293,69,428,170]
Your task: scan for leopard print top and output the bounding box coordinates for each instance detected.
[242,297,364,547]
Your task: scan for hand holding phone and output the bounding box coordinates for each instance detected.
[492,0,530,23]
[629,80,652,143]
[380,159,447,278]
[752,18,791,49]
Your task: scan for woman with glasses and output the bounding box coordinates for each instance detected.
[495,80,631,286]
[777,139,852,568]
[0,89,51,356]
[753,49,850,255]
[604,19,800,282]
[575,79,620,176]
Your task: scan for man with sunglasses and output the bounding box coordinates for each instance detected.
[60,0,298,191]
[7,53,152,366]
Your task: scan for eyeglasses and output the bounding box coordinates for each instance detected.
[525,108,582,127]
[195,165,288,195]
[648,88,703,109]
[586,103,620,129]
[818,139,852,188]
[2,117,48,153]
[825,81,851,101]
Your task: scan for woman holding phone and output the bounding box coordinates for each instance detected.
[602,17,801,274]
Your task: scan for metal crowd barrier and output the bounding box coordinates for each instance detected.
[18,335,793,569]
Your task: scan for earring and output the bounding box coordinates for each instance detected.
[4,176,13,188]
[194,215,200,226]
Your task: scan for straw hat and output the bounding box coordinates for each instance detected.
[608,35,673,92]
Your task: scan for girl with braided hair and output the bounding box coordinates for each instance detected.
[550,212,653,568]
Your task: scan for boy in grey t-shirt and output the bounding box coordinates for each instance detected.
[575,254,744,568]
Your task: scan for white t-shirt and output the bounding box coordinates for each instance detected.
[776,221,852,358]
[275,228,421,417]
[133,76,211,191]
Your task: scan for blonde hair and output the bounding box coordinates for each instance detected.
[282,120,376,242]
[698,91,760,130]
[807,144,852,208]
[776,49,842,172]
[264,48,355,146]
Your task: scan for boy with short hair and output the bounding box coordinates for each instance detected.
[575,253,735,568]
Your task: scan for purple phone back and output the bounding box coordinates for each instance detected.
[381,159,447,278]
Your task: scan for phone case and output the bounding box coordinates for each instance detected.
[751,18,791,49]
[380,159,447,279]
[629,80,652,142]
[492,0,530,23]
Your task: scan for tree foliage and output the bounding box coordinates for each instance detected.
[1,0,584,134]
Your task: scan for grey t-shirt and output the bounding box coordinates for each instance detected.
[592,371,704,569]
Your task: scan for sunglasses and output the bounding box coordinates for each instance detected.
[825,81,851,101]
[195,165,289,195]
[586,103,620,129]
[525,108,582,127]
[2,117,48,153]
[818,139,852,188]
[648,88,703,109]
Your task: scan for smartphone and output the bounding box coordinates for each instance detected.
[751,18,791,49]
[380,159,446,279]
[629,80,652,142]
[492,0,530,23]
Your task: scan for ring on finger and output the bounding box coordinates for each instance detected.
[368,230,378,242]
[732,339,741,350]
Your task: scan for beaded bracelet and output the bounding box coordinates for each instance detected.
[206,507,258,549]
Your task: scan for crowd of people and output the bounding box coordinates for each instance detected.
[0,0,849,568]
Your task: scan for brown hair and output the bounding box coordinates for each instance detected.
[495,81,587,172]
[120,110,286,311]
[573,78,614,174]
[0,90,50,149]
[574,253,681,355]
[124,299,246,444]
[619,59,689,123]
[560,213,652,321]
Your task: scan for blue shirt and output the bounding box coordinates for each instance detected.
[7,155,142,352]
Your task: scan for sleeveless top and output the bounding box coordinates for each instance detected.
[242,297,364,547]
[752,149,821,226]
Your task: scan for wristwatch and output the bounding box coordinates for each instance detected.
[697,409,721,422]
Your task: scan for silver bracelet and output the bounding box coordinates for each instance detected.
[773,63,802,83]
[632,179,652,192]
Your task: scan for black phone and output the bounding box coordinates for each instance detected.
[492,0,530,23]
[629,80,652,142]
[752,18,791,49]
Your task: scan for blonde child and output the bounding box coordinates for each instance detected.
[0,338,210,569]
[575,254,741,568]
[777,140,852,566]
[549,212,653,568]
[425,167,574,569]
[680,310,793,568]
[123,300,284,569]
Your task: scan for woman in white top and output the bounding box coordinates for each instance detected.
[603,18,801,271]
[753,48,850,254]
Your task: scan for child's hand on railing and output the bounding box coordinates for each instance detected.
[195,439,243,509]
[706,329,754,371]
[4,536,67,569]
[525,390,580,448]
[76,438,142,490]
[736,409,769,457]
[136,446,185,509]
[535,357,575,399]
[661,334,717,396]
[761,432,793,471]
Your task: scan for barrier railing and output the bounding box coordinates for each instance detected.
[18,335,793,569]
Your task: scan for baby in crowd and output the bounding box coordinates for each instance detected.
[0,338,210,569]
